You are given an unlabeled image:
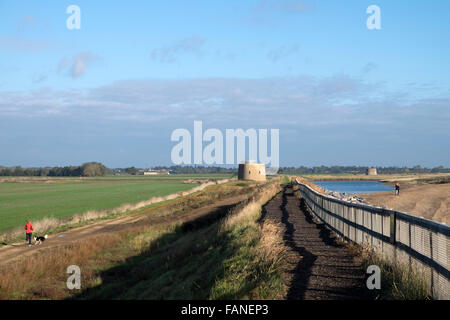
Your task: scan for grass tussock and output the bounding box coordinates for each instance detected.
[279,175,291,185]
[351,244,431,300]
[0,178,288,300]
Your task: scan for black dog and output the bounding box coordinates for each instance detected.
[34,235,48,245]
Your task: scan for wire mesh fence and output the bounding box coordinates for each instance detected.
[296,180,449,300]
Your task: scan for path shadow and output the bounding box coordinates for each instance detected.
[296,191,371,300]
[298,197,345,248]
[280,187,317,300]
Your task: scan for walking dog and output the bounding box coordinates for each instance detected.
[34,235,48,245]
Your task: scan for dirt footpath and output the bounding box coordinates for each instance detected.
[262,186,369,300]
[0,194,248,267]
[361,183,450,225]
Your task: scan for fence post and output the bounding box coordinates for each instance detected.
[389,210,396,244]
[321,196,324,215]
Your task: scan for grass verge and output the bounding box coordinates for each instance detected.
[351,245,431,300]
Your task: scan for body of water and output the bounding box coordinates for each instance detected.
[312,180,394,194]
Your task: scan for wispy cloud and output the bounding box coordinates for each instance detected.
[228,0,315,28]
[362,62,378,74]
[1,75,448,134]
[32,73,48,84]
[151,36,206,63]
[214,50,237,61]
[58,52,101,79]
[16,15,39,32]
[1,75,449,167]
[267,44,300,62]
[249,0,315,25]
[0,35,51,52]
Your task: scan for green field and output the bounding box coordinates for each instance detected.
[0,180,200,233]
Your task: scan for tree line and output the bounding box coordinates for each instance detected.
[278,165,450,174]
[1,164,449,177]
[117,165,450,175]
[111,165,236,175]
[153,165,236,174]
[0,162,107,177]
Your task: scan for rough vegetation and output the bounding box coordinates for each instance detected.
[351,244,431,300]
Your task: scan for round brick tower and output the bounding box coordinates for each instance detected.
[238,162,266,181]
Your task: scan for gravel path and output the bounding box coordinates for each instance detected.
[262,186,370,300]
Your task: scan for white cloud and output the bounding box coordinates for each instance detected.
[1,75,449,167]
[0,35,51,52]
[1,75,448,136]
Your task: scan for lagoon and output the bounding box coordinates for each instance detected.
[312,180,394,194]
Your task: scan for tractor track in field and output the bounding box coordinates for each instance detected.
[262,186,370,300]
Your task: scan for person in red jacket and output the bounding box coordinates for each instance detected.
[24,219,33,246]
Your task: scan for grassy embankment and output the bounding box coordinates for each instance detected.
[0,179,288,300]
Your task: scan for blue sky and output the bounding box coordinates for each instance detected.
[1,0,449,168]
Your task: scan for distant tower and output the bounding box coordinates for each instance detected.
[238,161,266,181]
[367,168,378,176]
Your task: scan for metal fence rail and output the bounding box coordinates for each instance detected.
[295,180,450,300]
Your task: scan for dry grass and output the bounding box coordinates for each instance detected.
[255,221,289,299]
[259,221,287,272]
[350,244,431,300]
[0,233,123,299]
[290,176,326,194]
[210,180,289,299]
[220,182,281,231]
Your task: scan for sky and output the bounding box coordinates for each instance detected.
[0,0,449,168]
